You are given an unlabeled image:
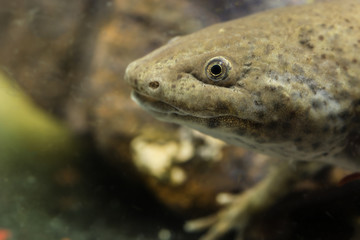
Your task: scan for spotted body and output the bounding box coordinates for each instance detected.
[125,0,360,170]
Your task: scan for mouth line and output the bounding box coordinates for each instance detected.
[131,91,189,116]
[133,95,260,132]
[131,91,257,128]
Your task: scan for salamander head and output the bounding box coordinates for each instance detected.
[125,5,359,165]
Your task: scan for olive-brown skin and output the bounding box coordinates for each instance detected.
[125,0,360,169]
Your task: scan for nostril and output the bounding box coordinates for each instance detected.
[149,81,160,89]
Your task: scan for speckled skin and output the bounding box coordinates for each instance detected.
[125,0,360,169]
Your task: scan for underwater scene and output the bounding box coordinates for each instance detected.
[0,0,359,240]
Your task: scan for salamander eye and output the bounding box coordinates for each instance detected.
[205,56,231,82]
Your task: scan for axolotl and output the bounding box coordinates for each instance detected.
[125,0,360,239]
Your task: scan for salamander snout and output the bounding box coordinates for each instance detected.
[125,59,164,95]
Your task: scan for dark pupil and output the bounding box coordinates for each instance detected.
[210,64,222,76]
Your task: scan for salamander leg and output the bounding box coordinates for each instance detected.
[185,162,324,240]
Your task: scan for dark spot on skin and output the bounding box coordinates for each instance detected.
[171,84,176,89]
[256,111,265,120]
[293,64,305,75]
[327,113,336,121]
[267,121,278,129]
[177,74,182,80]
[192,84,195,88]
[354,99,360,110]
[338,111,350,122]
[322,125,330,133]
[312,142,320,150]
[340,126,347,134]
[207,118,220,128]
[332,127,340,134]
[344,18,350,23]
[264,45,275,55]
[318,35,324,41]
[281,122,291,131]
[321,54,326,59]
[352,59,358,63]
[303,126,312,134]
[266,86,277,92]
[134,79,138,86]
[216,101,229,113]
[343,66,348,71]
[254,100,262,106]
[299,39,314,49]
[320,23,326,28]
[253,91,261,97]
[322,152,329,157]
[277,54,283,59]
[273,102,284,111]
[288,111,297,120]
[298,27,314,49]
[308,84,318,94]
[149,81,160,89]
[311,100,322,109]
